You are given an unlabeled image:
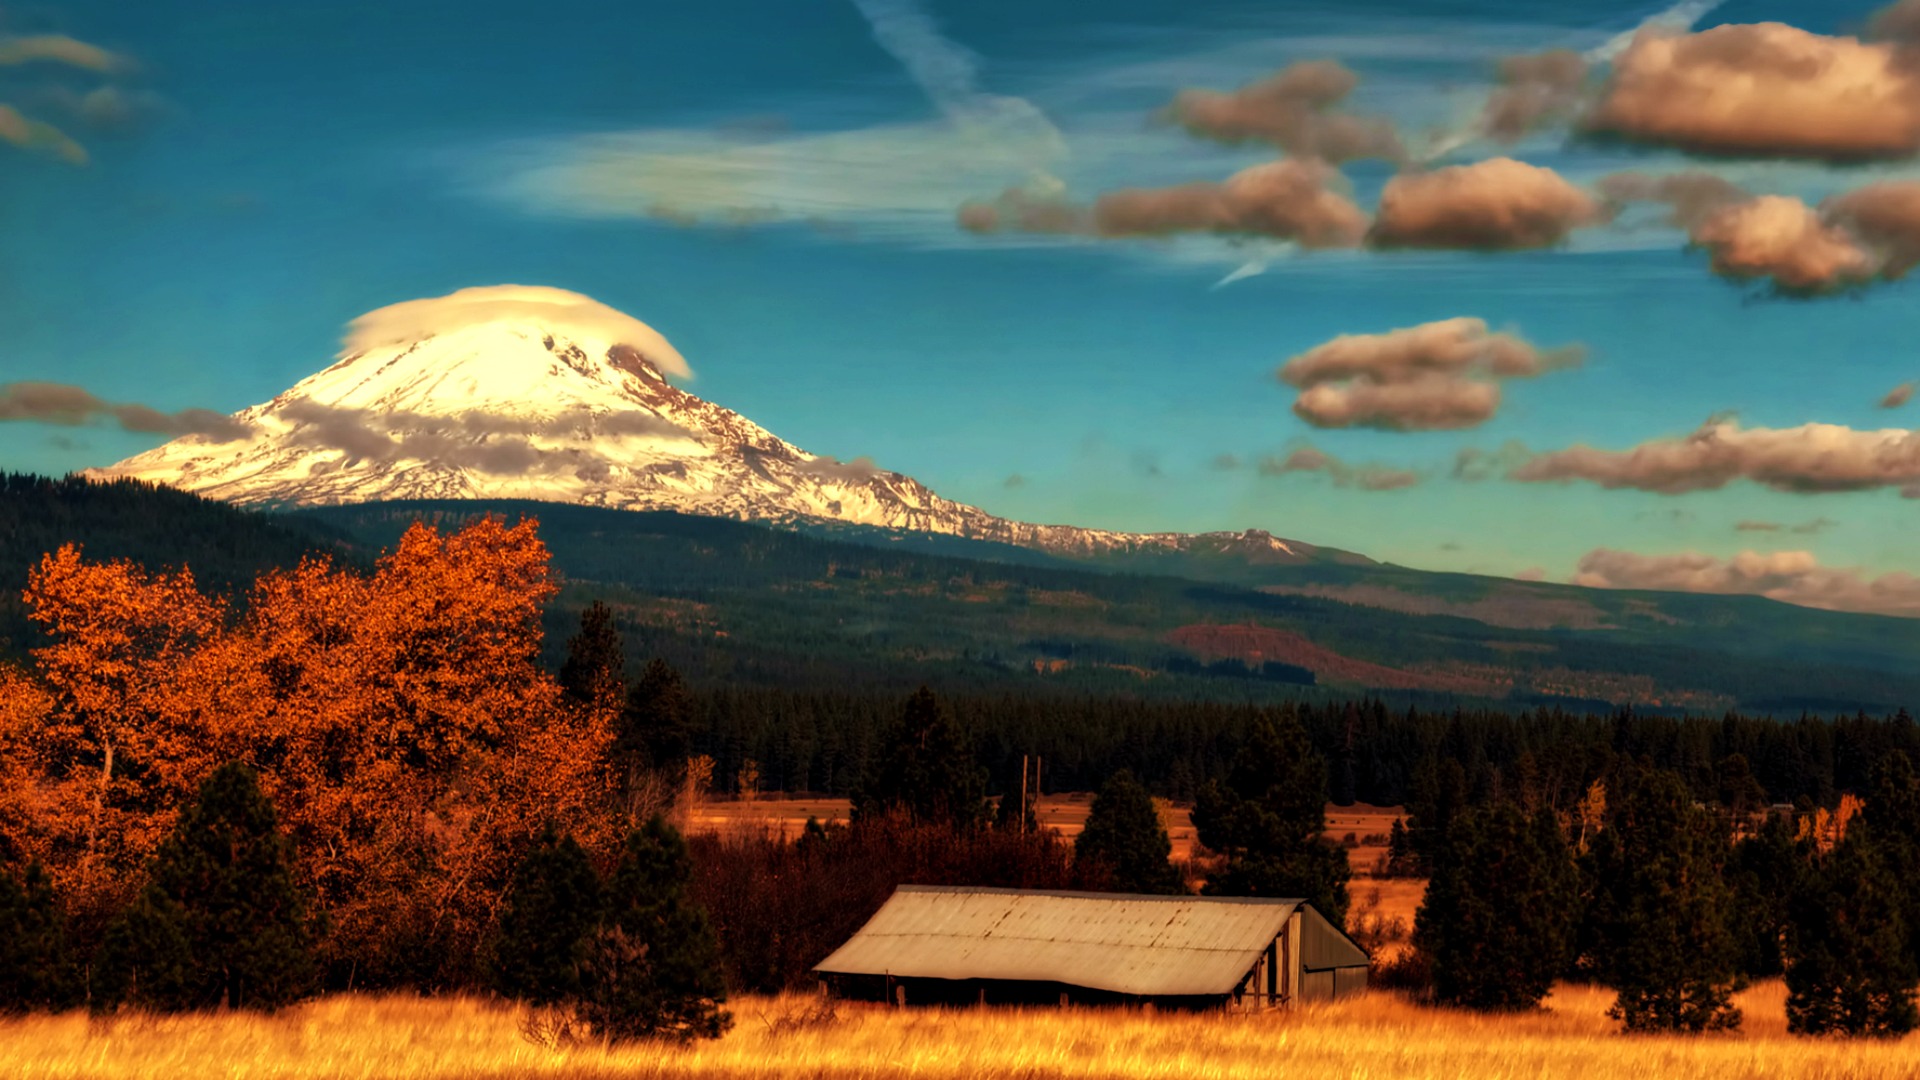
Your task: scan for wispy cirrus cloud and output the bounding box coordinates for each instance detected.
[1253,445,1421,490]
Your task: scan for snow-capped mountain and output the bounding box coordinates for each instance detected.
[93,286,1320,560]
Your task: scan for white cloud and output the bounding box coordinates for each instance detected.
[1574,547,1920,618]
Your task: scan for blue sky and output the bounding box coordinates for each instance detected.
[3,0,1919,602]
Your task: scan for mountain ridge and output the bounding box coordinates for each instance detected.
[89,292,1345,565]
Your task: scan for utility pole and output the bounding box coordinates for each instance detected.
[1020,754,1029,834]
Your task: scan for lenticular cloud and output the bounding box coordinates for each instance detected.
[343,285,694,379]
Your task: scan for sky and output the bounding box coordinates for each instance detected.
[4,0,1920,613]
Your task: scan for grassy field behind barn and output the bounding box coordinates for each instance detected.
[5,982,1915,1080]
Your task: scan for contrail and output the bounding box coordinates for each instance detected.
[845,0,1067,180]
[847,0,990,125]
[1211,260,1271,290]
[1585,0,1729,62]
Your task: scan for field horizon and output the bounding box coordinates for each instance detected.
[5,981,1913,1080]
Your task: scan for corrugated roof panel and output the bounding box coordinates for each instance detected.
[814,886,1302,998]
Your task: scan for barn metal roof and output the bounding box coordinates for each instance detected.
[815,886,1328,998]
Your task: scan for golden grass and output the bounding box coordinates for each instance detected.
[2,981,1914,1080]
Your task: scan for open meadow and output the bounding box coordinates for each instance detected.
[3,982,1912,1080]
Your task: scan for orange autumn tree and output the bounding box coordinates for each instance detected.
[8,517,618,987]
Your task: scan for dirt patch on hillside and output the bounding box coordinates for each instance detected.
[1261,582,1613,631]
[1168,623,1506,696]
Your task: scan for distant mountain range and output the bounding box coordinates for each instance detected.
[88,308,1361,566]
[6,476,1917,715]
[43,297,1917,713]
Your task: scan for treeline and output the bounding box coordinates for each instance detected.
[0,520,1182,1036]
[1409,754,1920,1037]
[4,513,1920,1043]
[0,473,351,654]
[683,687,1920,812]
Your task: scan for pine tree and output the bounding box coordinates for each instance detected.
[1727,811,1801,979]
[616,659,694,778]
[1785,824,1918,1037]
[1416,803,1578,1011]
[851,687,987,829]
[1582,769,1742,1032]
[0,860,74,1013]
[1715,753,1768,818]
[1191,712,1351,923]
[1076,770,1184,895]
[1862,751,1920,970]
[559,601,626,713]
[1405,757,1469,874]
[579,816,730,1044]
[489,824,603,1007]
[95,762,314,1012]
[993,766,1037,833]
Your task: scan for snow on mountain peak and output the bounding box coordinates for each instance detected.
[91,285,1319,560]
[342,285,693,380]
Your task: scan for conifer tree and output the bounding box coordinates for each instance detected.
[1076,770,1184,895]
[0,860,74,1013]
[579,816,729,1044]
[1191,712,1350,923]
[1862,751,1920,969]
[993,769,1037,833]
[1715,753,1768,818]
[1727,811,1801,979]
[96,763,314,1012]
[489,825,603,1007]
[1416,802,1578,1011]
[851,687,987,829]
[559,601,626,713]
[1582,769,1741,1032]
[1404,757,1469,874]
[1785,825,1918,1037]
[616,659,694,778]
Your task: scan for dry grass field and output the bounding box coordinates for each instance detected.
[4,982,1914,1080]
[692,797,1403,870]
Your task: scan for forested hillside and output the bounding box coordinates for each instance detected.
[305,499,1920,715]
[0,475,352,653]
[6,481,1920,714]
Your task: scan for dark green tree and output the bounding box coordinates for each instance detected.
[95,763,314,1012]
[1416,803,1578,1011]
[1404,757,1470,874]
[1075,770,1184,895]
[1785,825,1918,1037]
[559,601,626,713]
[993,765,1038,833]
[1715,753,1768,819]
[1862,751,1920,969]
[0,860,75,1013]
[1727,811,1802,978]
[1582,769,1742,1032]
[1191,712,1350,923]
[579,816,730,1044]
[851,687,987,829]
[489,825,603,1007]
[616,659,694,778]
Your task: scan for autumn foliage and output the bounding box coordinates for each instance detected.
[0,518,619,988]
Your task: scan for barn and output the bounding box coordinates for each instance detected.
[814,885,1369,1009]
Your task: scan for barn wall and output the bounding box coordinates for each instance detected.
[1333,966,1368,998]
